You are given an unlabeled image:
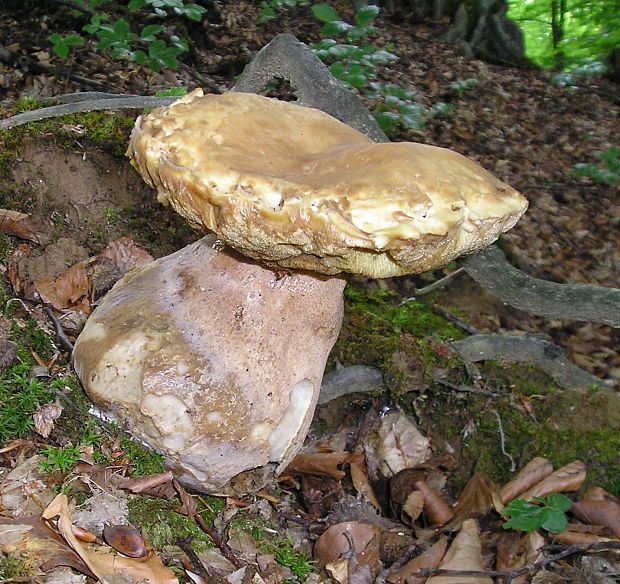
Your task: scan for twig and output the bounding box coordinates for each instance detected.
[43,307,75,357]
[412,541,620,583]
[0,96,176,129]
[176,537,212,581]
[432,305,480,335]
[492,410,516,472]
[49,0,95,15]
[400,268,466,301]
[437,379,498,397]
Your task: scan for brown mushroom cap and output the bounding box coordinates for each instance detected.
[128,90,528,278]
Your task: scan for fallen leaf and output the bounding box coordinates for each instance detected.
[42,494,178,583]
[365,412,431,479]
[572,488,620,536]
[0,209,42,243]
[426,519,492,584]
[521,461,586,501]
[387,535,448,584]
[449,473,496,529]
[500,457,554,504]
[313,521,382,583]
[350,459,381,511]
[34,260,92,312]
[402,490,425,523]
[0,515,92,576]
[33,401,63,438]
[286,451,351,481]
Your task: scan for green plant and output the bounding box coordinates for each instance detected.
[502,493,572,534]
[366,82,425,134]
[49,0,204,72]
[0,368,55,441]
[50,33,84,58]
[257,0,309,24]
[450,77,479,97]
[573,146,620,186]
[39,444,82,473]
[311,4,397,90]
[551,59,607,88]
[270,538,314,581]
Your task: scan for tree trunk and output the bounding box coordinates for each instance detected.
[551,0,566,69]
[441,0,527,65]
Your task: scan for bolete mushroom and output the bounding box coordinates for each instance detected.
[73,90,527,495]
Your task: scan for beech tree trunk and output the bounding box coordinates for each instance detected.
[357,0,527,66]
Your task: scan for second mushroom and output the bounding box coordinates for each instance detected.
[73,90,527,494]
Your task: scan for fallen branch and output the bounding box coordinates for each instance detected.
[451,333,608,389]
[232,33,387,142]
[461,246,620,328]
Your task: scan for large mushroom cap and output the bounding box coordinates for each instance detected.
[128,90,528,278]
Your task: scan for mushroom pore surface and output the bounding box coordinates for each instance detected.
[127,90,528,278]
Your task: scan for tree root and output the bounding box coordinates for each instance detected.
[451,334,609,389]
[461,246,620,328]
[232,33,387,142]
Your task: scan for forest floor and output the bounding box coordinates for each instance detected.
[0,1,619,583]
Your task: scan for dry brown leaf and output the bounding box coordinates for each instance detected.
[495,531,544,584]
[549,527,617,545]
[42,494,178,583]
[7,243,35,298]
[350,460,381,511]
[0,209,42,243]
[314,521,382,583]
[35,261,91,312]
[99,237,154,272]
[33,401,63,438]
[414,480,454,526]
[387,535,448,584]
[0,515,92,576]
[449,472,495,529]
[426,519,492,584]
[286,451,351,481]
[572,494,620,536]
[521,461,586,501]
[402,491,425,523]
[366,412,431,478]
[500,457,554,504]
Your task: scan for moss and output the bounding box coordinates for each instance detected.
[0,554,31,579]
[421,364,620,496]
[330,284,466,395]
[127,495,220,552]
[0,107,135,181]
[119,436,166,477]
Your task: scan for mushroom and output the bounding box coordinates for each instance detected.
[73,90,527,495]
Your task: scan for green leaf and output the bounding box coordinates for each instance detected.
[181,3,207,21]
[112,18,130,36]
[355,4,379,26]
[544,493,573,513]
[541,510,568,534]
[311,3,339,22]
[128,0,146,10]
[321,21,352,37]
[140,24,162,40]
[328,61,345,79]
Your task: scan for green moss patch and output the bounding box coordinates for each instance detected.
[330,285,466,395]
